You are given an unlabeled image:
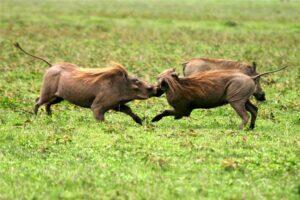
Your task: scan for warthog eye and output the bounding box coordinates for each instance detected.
[147,86,153,90]
[132,78,139,83]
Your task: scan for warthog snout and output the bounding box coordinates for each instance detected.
[146,85,160,98]
[153,85,164,97]
[129,77,160,100]
[254,91,266,101]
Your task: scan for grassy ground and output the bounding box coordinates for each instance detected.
[0,0,299,199]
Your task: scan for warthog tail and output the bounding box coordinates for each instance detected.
[251,66,288,79]
[13,42,52,66]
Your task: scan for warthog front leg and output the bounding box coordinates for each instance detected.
[114,104,142,125]
[91,95,116,122]
[151,110,177,122]
[92,107,107,121]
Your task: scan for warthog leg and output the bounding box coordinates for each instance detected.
[245,100,258,129]
[34,102,41,115]
[114,104,142,125]
[34,95,58,115]
[91,95,115,122]
[92,107,107,121]
[45,97,64,116]
[230,100,249,130]
[151,110,177,122]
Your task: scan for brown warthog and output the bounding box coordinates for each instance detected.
[152,67,286,129]
[14,43,158,124]
[182,58,266,101]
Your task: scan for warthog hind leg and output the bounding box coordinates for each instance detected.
[230,100,249,130]
[45,97,64,116]
[34,95,57,115]
[245,100,258,129]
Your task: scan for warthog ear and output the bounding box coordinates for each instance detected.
[171,72,179,80]
[252,62,257,71]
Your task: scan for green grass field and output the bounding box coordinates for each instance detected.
[0,0,299,199]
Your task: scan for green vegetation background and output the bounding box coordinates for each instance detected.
[0,0,299,199]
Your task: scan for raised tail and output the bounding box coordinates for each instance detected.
[251,66,288,79]
[13,42,52,66]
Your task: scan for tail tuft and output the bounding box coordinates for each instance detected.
[13,42,21,49]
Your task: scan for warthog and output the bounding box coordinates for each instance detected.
[14,43,158,124]
[182,58,266,101]
[152,67,286,129]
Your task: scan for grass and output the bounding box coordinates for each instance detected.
[0,0,299,199]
